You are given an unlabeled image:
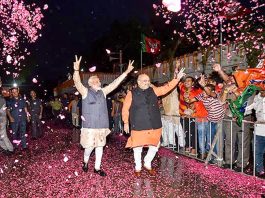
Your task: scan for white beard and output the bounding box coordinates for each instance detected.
[91,86,101,91]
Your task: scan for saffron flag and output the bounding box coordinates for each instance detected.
[141,34,161,54]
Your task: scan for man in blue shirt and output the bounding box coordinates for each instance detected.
[28,90,43,139]
[7,88,29,150]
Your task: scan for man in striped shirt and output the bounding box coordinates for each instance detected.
[212,63,252,171]
[188,75,226,157]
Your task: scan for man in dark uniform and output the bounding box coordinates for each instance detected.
[28,90,43,139]
[6,88,29,150]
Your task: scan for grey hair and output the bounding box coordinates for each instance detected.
[137,74,149,81]
[88,75,99,86]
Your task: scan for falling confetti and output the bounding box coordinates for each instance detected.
[89,66,96,72]
[12,140,21,145]
[81,115,86,121]
[59,114,65,120]
[32,78,38,83]
[155,63,162,68]
[0,0,46,74]
[6,55,12,63]
[43,4,48,10]
[153,0,264,59]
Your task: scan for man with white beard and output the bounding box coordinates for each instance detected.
[73,55,134,176]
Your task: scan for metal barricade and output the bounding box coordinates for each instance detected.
[161,114,265,178]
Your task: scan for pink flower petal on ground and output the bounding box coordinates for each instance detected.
[63,156,69,162]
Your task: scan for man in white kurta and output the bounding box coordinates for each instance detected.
[245,90,265,177]
[73,56,134,176]
[161,87,184,148]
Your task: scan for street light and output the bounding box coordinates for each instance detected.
[106,49,123,74]
[162,0,181,12]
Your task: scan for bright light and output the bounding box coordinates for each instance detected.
[106,49,111,54]
[13,83,17,87]
[162,0,181,12]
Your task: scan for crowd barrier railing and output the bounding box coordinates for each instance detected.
[161,114,264,177]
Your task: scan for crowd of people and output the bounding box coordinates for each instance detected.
[71,56,264,178]
[0,57,264,179]
[0,85,44,154]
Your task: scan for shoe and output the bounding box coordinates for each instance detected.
[208,159,217,165]
[94,169,107,177]
[222,163,236,169]
[198,153,207,160]
[82,162,88,172]
[134,170,141,177]
[233,164,248,172]
[256,171,265,178]
[233,166,243,172]
[223,164,231,169]
[143,166,156,176]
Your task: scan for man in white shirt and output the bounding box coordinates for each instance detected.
[245,90,265,177]
[68,95,80,127]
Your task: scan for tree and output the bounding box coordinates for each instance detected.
[0,0,46,75]
[153,0,264,67]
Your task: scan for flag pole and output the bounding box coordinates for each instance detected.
[140,34,143,72]
[220,17,223,67]
[140,47,143,72]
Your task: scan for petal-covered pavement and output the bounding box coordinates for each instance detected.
[0,121,265,197]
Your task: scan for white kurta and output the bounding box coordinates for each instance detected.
[73,71,128,148]
[161,87,184,147]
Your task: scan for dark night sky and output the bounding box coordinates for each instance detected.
[6,0,260,94]
[29,0,155,87]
